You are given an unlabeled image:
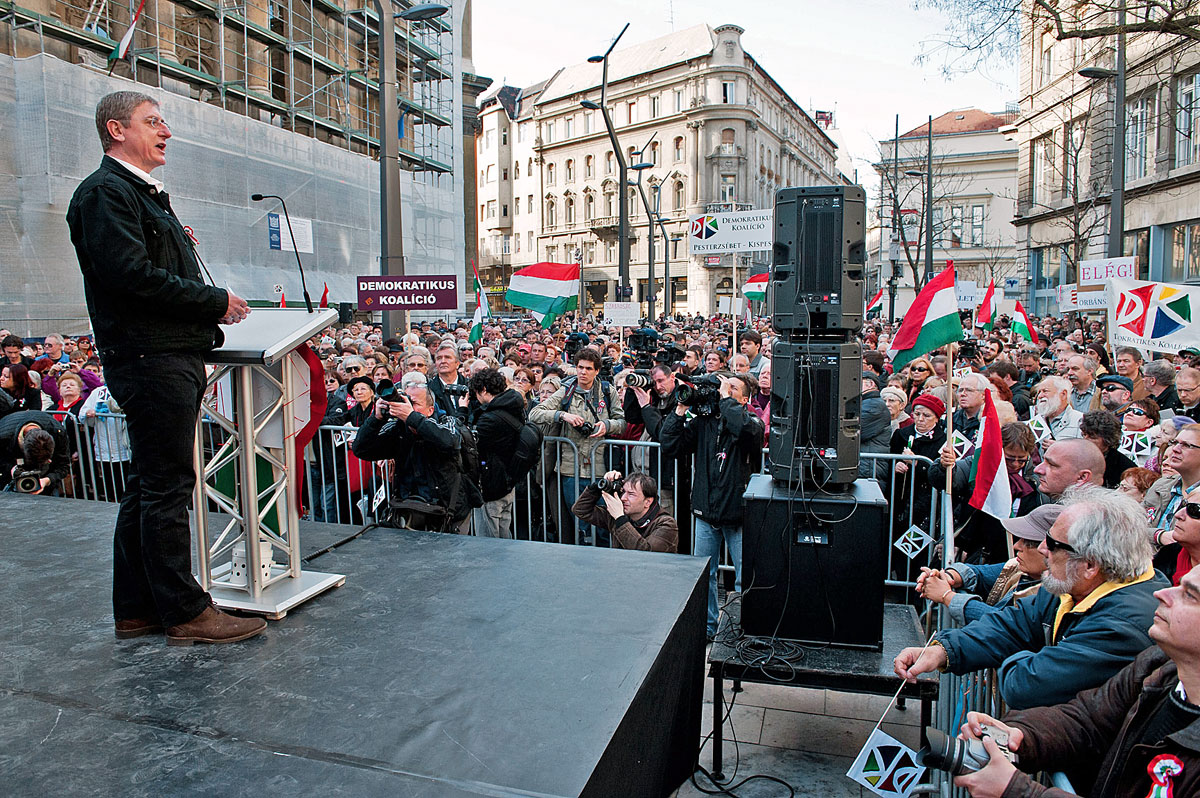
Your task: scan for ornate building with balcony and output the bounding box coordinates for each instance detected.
[475,23,840,316]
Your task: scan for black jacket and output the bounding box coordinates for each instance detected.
[1011,383,1033,420]
[0,410,72,491]
[859,386,892,478]
[1151,385,1181,413]
[351,407,473,522]
[66,156,228,358]
[470,388,525,501]
[428,373,468,419]
[660,397,764,526]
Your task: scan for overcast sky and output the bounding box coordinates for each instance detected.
[470,0,1017,187]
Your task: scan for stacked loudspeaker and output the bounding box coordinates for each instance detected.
[768,186,866,486]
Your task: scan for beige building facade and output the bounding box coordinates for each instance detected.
[475,23,840,318]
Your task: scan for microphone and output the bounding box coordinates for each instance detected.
[251,193,314,313]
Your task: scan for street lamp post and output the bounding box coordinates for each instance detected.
[582,24,630,302]
[1079,0,1126,258]
[630,139,656,321]
[904,115,935,286]
[651,182,670,317]
[374,1,449,337]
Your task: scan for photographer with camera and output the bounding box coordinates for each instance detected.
[570,470,678,552]
[625,363,685,519]
[467,367,526,539]
[0,409,71,494]
[661,372,765,641]
[946,563,1200,798]
[529,346,626,546]
[429,341,469,419]
[351,383,479,533]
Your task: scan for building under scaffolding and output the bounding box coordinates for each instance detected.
[0,0,472,336]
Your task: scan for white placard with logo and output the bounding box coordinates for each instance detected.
[687,209,773,254]
[1107,277,1200,353]
[603,302,640,327]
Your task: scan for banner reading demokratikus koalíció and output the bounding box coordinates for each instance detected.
[687,209,773,254]
[1106,277,1200,353]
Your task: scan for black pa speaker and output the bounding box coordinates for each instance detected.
[338,302,354,325]
[740,475,888,649]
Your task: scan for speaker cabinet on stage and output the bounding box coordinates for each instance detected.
[740,475,888,650]
[772,185,866,337]
[769,340,861,485]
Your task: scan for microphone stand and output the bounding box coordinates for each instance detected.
[252,193,314,312]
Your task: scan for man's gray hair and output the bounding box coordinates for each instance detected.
[959,371,991,392]
[341,354,367,371]
[405,345,432,366]
[1060,485,1152,582]
[399,371,428,390]
[95,91,158,152]
[405,384,435,407]
[1036,375,1071,395]
[1145,359,1176,386]
[436,341,460,361]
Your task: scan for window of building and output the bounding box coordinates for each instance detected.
[719,175,736,203]
[528,231,534,250]
[583,241,596,264]
[1039,42,1053,87]
[514,235,520,253]
[1124,229,1150,279]
[502,204,509,218]
[650,95,661,118]
[970,205,984,246]
[566,159,575,182]
[514,199,519,216]
[501,129,508,145]
[932,207,945,245]
[1063,119,1086,193]
[528,195,534,213]
[546,201,557,227]
[502,168,509,181]
[518,122,528,143]
[673,180,684,210]
[649,142,659,165]
[674,89,684,113]
[486,200,496,218]
[1177,74,1200,167]
[546,163,556,185]
[585,193,595,220]
[584,111,593,135]
[627,100,637,125]
[479,204,484,221]
[547,245,557,261]
[514,162,520,178]
[605,241,617,262]
[950,206,964,247]
[673,136,684,162]
[1165,219,1200,282]
[722,81,736,104]
[1031,136,1053,206]
[1126,93,1156,180]
[485,129,494,148]
[720,128,735,155]
[564,116,574,138]
[566,198,575,225]
[605,151,614,174]
[585,155,594,178]
[486,165,495,183]
[604,191,615,216]
[502,235,510,254]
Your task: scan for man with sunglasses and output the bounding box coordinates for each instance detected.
[1146,425,1200,560]
[896,486,1165,710]
[1097,374,1135,419]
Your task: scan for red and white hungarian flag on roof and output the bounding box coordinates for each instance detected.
[886,265,963,370]
[1012,301,1039,344]
[977,279,999,331]
[506,262,580,328]
[968,389,1012,519]
[743,273,768,302]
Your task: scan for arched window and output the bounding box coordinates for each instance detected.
[605,151,615,174]
[649,141,659,165]
[514,162,520,178]
[584,193,595,220]
[546,163,556,184]
[566,197,576,224]
[546,200,557,227]
[673,136,684,161]
[673,180,685,210]
[565,159,575,182]
[604,190,615,216]
[585,155,594,178]
[721,128,736,155]
[528,157,533,174]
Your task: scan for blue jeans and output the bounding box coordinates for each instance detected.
[561,476,609,546]
[693,517,742,637]
[307,463,338,522]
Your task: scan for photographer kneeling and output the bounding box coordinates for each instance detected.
[571,470,678,552]
[352,382,478,533]
[0,409,71,494]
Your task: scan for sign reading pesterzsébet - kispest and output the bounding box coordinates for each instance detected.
[357,275,459,310]
[687,209,773,254]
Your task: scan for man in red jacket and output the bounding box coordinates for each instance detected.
[953,564,1200,798]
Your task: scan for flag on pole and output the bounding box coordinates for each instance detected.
[867,287,884,313]
[977,280,999,331]
[292,344,328,514]
[506,262,580,328]
[743,273,768,302]
[318,282,329,308]
[1012,301,1039,344]
[968,389,1013,519]
[886,266,963,370]
[108,0,146,67]
[279,291,287,308]
[469,261,489,343]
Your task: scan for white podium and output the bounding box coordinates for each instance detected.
[191,308,345,618]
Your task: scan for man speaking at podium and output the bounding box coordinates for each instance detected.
[67,91,265,646]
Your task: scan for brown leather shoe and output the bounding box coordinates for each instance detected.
[115,618,163,639]
[165,606,267,646]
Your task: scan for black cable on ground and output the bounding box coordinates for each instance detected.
[301,522,379,563]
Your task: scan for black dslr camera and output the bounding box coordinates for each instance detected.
[674,374,722,416]
[444,383,470,397]
[595,475,624,494]
[918,725,1017,776]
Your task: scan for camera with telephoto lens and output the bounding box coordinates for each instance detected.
[376,379,398,401]
[595,475,624,494]
[657,342,686,367]
[918,725,1017,776]
[625,370,653,389]
[444,383,470,397]
[957,339,980,361]
[12,463,46,494]
[674,374,722,414]
[564,331,590,359]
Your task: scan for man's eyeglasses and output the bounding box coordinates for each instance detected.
[139,115,170,131]
[1043,534,1076,554]
[1171,439,1200,452]
[1181,501,1200,521]
[1100,384,1127,392]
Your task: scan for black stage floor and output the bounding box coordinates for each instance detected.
[0,493,707,797]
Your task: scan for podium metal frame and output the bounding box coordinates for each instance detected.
[191,308,344,619]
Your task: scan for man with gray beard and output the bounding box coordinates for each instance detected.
[1031,375,1083,443]
[895,486,1167,709]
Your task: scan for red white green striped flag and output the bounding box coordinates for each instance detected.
[1012,301,1039,344]
[469,260,489,343]
[506,261,580,328]
[968,389,1012,519]
[108,0,146,66]
[977,279,999,331]
[886,265,963,370]
[866,287,884,313]
[743,273,768,302]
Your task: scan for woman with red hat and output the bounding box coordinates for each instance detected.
[889,393,947,540]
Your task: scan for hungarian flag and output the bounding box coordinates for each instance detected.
[743,273,768,302]
[292,344,328,514]
[977,280,999,330]
[318,282,329,308]
[1012,301,1038,344]
[469,261,489,343]
[866,287,884,313]
[108,0,146,67]
[506,262,579,328]
[886,265,963,370]
[968,390,1012,519]
[279,291,287,308]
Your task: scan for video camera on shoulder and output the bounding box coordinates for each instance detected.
[674,374,722,416]
[564,332,590,359]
